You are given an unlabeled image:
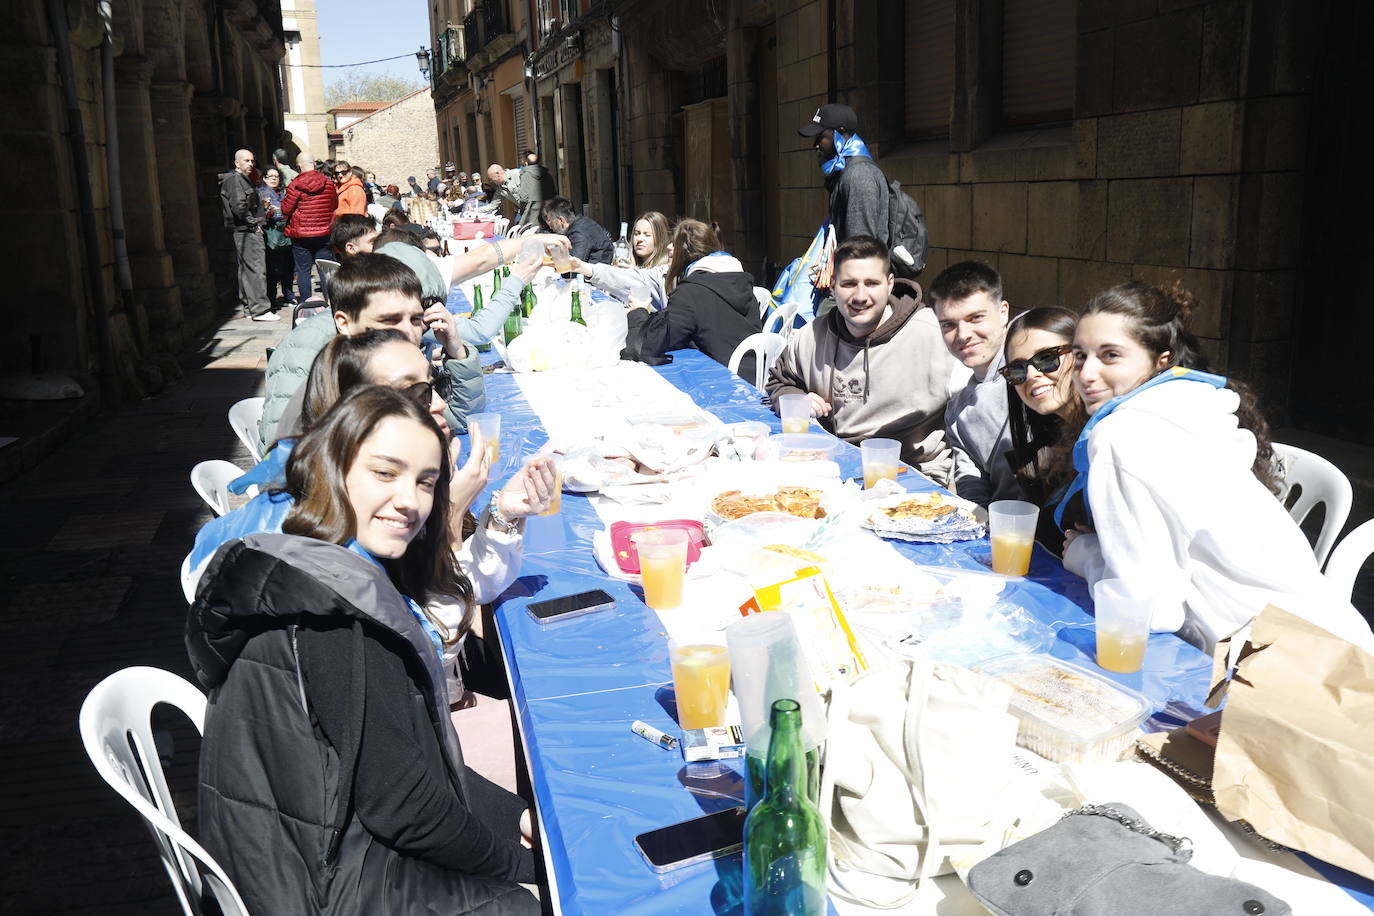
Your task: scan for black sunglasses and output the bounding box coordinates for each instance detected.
[998,344,1072,386]
[401,380,435,407]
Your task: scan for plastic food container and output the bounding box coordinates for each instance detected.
[767,433,839,463]
[976,654,1151,763]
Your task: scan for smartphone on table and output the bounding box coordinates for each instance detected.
[634,806,747,873]
[525,588,615,624]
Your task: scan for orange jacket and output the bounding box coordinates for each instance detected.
[334,175,367,216]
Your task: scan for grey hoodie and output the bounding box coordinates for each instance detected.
[766,279,962,485]
[944,349,1022,505]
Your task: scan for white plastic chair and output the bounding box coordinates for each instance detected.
[754,286,773,319]
[79,667,250,916]
[728,332,788,390]
[1272,442,1352,566]
[190,460,247,517]
[1324,517,1374,602]
[764,298,801,339]
[227,398,265,463]
[493,215,511,237]
[315,258,341,303]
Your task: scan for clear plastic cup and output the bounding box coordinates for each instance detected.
[726,613,826,758]
[1092,578,1152,673]
[537,455,563,516]
[860,437,902,489]
[548,241,572,274]
[467,412,501,467]
[669,639,731,730]
[776,393,811,434]
[988,499,1039,576]
[637,528,687,609]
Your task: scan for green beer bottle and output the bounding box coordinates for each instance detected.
[521,283,535,319]
[502,264,511,279]
[492,267,502,293]
[503,308,522,346]
[471,284,491,352]
[569,286,586,326]
[743,699,826,916]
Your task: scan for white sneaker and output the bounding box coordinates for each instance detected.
[250,311,281,322]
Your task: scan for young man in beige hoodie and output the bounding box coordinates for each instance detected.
[766,235,968,486]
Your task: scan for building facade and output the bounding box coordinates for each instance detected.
[429,0,535,185]
[280,0,328,159]
[2,0,286,407]
[335,89,441,187]
[517,0,1369,440]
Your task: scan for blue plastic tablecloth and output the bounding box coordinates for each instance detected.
[472,348,1374,915]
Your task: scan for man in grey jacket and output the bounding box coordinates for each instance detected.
[931,261,1020,505]
[798,104,889,244]
[766,236,966,486]
[219,149,275,320]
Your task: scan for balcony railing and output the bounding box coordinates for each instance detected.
[436,25,466,82]
[463,2,515,62]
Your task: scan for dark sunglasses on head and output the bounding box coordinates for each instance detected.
[401,380,435,407]
[998,344,1073,386]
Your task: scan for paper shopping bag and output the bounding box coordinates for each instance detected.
[1209,604,1374,881]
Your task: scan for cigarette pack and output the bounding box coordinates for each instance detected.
[682,725,746,762]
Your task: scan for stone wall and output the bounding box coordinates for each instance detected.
[340,89,440,188]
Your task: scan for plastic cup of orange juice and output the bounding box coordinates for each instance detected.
[669,640,731,730]
[637,528,688,610]
[468,412,501,466]
[988,499,1038,576]
[777,393,810,434]
[1092,578,1152,673]
[860,438,901,489]
[537,455,563,516]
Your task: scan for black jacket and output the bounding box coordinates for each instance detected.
[825,155,889,244]
[186,533,537,916]
[564,214,615,264]
[219,169,264,232]
[623,266,762,379]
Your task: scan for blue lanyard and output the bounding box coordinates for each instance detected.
[1053,367,1229,528]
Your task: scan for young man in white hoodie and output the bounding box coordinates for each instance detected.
[766,235,966,486]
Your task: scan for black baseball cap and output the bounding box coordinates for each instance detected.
[798,103,858,137]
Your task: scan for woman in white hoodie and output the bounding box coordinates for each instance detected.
[1062,281,1374,653]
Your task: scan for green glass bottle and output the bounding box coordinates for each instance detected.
[470,284,491,352]
[503,308,522,346]
[569,287,586,326]
[743,699,826,916]
[492,267,502,293]
[521,283,535,319]
[502,264,511,279]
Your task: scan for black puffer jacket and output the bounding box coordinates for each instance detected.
[186,533,537,916]
[622,260,763,379]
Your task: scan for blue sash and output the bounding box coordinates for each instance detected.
[1053,367,1229,528]
[821,133,873,176]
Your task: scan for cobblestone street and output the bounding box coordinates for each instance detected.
[0,312,288,914]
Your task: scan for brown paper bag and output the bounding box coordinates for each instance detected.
[1209,604,1374,881]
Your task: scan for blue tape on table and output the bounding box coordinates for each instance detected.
[478,347,1369,914]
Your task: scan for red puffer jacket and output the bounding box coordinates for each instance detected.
[282,169,338,239]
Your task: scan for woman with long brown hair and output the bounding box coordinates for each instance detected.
[570,210,674,307]
[620,218,762,377]
[1059,281,1373,653]
[187,385,540,915]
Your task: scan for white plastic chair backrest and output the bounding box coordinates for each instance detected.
[494,216,511,236]
[227,398,265,463]
[765,298,801,339]
[1272,442,1352,565]
[190,460,243,517]
[316,258,342,305]
[754,286,773,319]
[79,667,250,916]
[728,332,789,390]
[180,553,197,603]
[1324,517,1374,602]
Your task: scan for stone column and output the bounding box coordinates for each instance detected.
[116,55,185,352]
[149,78,215,330]
[191,91,240,311]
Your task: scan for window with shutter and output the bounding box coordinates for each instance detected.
[904,0,955,138]
[513,95,529,156]
[1002,0,1075,127]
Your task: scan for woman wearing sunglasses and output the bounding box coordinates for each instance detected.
[1058,281,1373,653]
[333,158,368,216]
[998,307,1084,554]
[188,386,541,915]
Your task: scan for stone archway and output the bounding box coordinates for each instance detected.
[146,0,215,329]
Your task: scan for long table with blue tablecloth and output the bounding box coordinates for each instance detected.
[466,347,1374,915]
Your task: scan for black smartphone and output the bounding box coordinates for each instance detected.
[525,588,615,624]
[634,806,747,873]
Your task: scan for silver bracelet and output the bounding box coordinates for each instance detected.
[484,494,524,536]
